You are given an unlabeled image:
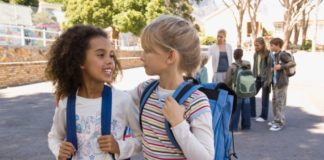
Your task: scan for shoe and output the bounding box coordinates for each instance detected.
[255,117,265,122]
[268,121,275,126]
[269,124,283,131]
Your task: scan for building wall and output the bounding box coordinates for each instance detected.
[0,2,33,26]
[0,46,143,88]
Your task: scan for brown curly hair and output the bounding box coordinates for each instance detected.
[45,25,122,100]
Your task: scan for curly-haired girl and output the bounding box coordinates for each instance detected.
[46,25,142,160]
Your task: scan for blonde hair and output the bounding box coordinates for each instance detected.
[141,15,201,76]
[218,29,227,37]
[200,53,209,67]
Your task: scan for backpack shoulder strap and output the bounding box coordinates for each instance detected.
[101,85,112,135]
[67,93,78,151]
[67,85,113,152]
[165,81,201,150]
[139,80,159,131]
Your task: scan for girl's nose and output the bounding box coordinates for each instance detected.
[140,54,144,62]
[105,55,113,64]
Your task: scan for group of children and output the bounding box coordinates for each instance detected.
[198,36,294,132]
[46,14,294,159]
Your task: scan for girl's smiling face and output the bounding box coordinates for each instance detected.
[81,36,116,84]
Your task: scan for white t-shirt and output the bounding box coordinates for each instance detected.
[48,87,142,160]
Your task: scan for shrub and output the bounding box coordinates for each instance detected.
[301,39,312,51]
[200,36,216,45]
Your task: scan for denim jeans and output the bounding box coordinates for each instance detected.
[232,98,251,131]
[250,77,270,120]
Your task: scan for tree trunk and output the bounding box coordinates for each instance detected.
[112,27,119,39]
[302,24,308,43]
[282,1,292,50]
[283,27,293,50]
[293,24,300,45]
[237,26,242,48]
[237,9,244,48]
[312,0,321,52]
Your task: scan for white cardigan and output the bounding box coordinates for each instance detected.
[208,43,233,73]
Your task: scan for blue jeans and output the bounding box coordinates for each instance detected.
[232,98,251,131]
[250,77,270,120]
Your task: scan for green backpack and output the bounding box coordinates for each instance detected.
[232,63,256,98]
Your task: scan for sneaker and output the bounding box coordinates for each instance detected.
[268,121,275,126]
[269,124,283,131]
[255,117,265,122]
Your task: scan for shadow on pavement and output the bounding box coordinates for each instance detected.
[234,98,324,160]
[0,93,55,160]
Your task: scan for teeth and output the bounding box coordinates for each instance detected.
[104,69,112,75]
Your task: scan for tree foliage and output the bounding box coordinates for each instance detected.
[44,0,62,3]
[62,0,114,29]
[2,0,38,7]
[63,0,201,36]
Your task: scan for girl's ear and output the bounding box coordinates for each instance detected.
[166,49,178,64]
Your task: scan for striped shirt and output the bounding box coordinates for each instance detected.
[139,81,211,159]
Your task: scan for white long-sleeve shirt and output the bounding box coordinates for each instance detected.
[48,87,142,160]
[129,80,214,160]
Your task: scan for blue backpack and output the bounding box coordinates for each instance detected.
[139,79,238,160]
[66,85,116,160]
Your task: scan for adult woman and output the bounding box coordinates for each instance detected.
[208,29,233,83]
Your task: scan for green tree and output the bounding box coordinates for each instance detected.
[63,0,201,36]
[44,0,62,3]
[62,0,114,29]
[5,0,39,7]
[112,0,149,36]
[113,0,201,36]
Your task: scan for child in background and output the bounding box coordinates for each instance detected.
[46,25,142,160]
[268,38,295,131]
[225,48,252,131]
[195,53,209,83]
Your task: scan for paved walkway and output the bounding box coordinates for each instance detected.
[0,51,323,160]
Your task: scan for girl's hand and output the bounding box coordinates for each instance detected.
[275,64,281,70]
[98,135,120,154]
[162,96,185,127]
[58,141,75,160]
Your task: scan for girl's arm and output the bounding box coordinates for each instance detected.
[115,93,143,159]
[164,93,214,160]
[48,100,67,158]
[172,113,214,160]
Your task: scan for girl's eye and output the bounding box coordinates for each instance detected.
[109,51,115,58]
[98,53,104,57]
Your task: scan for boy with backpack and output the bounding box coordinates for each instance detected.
[268,38,296,131]
[225,48,255,131]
